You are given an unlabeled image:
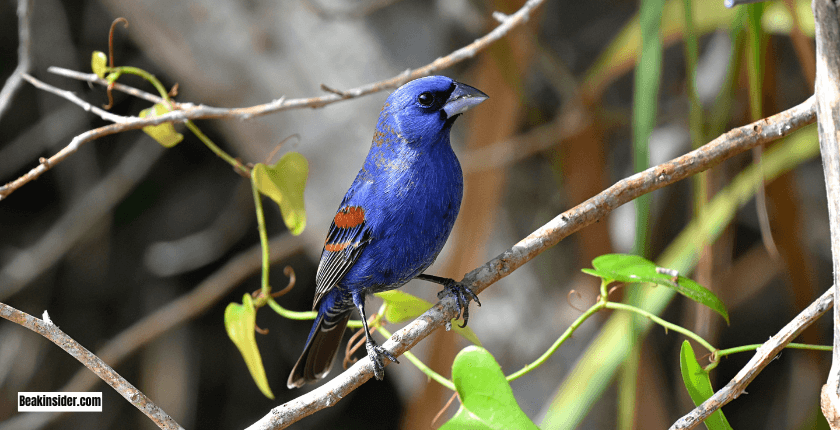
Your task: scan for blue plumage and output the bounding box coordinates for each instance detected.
[288,76,487,388]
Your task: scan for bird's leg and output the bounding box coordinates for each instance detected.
[416,274,481,328]
[353,293,398,380]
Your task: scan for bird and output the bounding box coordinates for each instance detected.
[287,76,488,389]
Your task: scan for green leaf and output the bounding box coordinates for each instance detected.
[544,128,820,430]
[440,346,538,430]
[376,290,481,346]
[138,103,184,148]
[252,153,309,236]
[679,341,732,430]
[224,294,274,399]
[91,51,108,78]
[583,254,729,324]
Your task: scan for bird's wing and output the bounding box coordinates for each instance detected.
[313,205,372,308]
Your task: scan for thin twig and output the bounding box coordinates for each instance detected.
[21,73,131,123]
[245,95,817,429]
[431,392,459,427]
[44,64,582,177]
[0,0,33,119]
[0,235,301,430]
[0,302,185,430]
[669,286,834,429]
[48,66,168,105]
[51,1,542,118]
[0,107,187,201]
[3,0,544,202]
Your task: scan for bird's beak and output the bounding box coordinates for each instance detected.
[443,82,489,118]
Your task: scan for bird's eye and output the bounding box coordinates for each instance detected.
[417,92,434,107]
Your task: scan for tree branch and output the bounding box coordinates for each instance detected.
[0,0,33,119]
[0,303,184,430]
[0,234,301,430]
[1,0,545,202]
[247,96,816,429]
[48,66,167,105]
[669,286,834,429]
[812,0,840,424]
[21,73,131,123]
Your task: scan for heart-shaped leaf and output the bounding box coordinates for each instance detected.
[439,346,538,430]
[91,51,108,78]
[583,254,729,324]
[252,152,308,236]
[680,341,732,430]
[376,290,480,345]
[138,103,183,148]
[224,294,274,399]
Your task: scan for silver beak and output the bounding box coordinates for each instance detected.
[442,82,489,118]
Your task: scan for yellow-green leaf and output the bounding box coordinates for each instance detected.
[252,153,309,236]
[91,51,108,78]
[376,290,481,346]
[224,294,274,399]
[138,103,183,148]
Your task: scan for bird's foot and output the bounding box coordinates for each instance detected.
[366,340,399,380]
[436,279,481,328]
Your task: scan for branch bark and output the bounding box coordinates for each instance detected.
[0,235,301,430]
[0,0,546,202]
[813,0,840,425]
[7,66,819,430]
[670,286,834,429]
[246,96,816,429]
[0,304,184,430]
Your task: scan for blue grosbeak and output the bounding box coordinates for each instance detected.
[288,76,487,388]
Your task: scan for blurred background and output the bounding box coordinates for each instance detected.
[0,0,832,428]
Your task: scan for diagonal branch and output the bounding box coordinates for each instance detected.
[0,0,545,202]
[48,66,167,105]
[21,73,131,123]
[246,96,817,429]
[52,1,544,119]
[0,303,184,430]
[0,234,300,430]
[670,286,834,429]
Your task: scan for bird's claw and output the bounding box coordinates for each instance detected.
[366,341,399,380]
[437,280,481,328]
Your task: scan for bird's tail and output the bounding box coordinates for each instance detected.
[287,310,351,389]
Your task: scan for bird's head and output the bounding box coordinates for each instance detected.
[381,76,488,145]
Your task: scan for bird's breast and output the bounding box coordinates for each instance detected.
[345,146,463,291]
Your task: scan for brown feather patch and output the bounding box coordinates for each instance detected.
[325,242,350,252]
[334,206,365,228]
